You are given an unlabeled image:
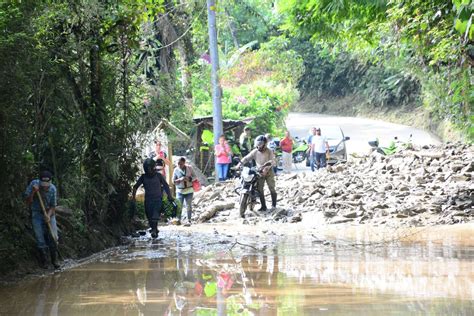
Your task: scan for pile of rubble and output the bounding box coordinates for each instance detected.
[192,143,473,227]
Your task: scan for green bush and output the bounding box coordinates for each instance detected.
[192,37,302,136]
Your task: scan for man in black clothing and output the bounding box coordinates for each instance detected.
[132,158,173,238]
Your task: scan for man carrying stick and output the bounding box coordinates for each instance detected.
[24,170,60,269]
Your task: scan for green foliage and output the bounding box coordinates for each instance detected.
[452,0,473,40]
[220,0,278,48]
[278,0,473,139]
[295,40,420,107]
[0,0,195,273]
[193,38,302,136]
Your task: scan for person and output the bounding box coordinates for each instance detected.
[24,170,60,269]
[306,127,317,169]
[239,126,252,157]
[311,127,330,170]
[214,135,232,181]
[280,130,293,174]
[172,157,197,226]
[306,127,317,144]
[132,158,173,238]
[152,140,171,178]
[265,133,278,174]
[237,135,277,211]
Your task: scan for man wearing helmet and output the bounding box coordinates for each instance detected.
[237,135,277,211]
[132,158,173,238]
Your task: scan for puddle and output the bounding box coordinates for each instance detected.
[0,228,473,315]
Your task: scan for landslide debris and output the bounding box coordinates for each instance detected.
[192,143,473,227]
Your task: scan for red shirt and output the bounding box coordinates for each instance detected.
[280,137,293,153]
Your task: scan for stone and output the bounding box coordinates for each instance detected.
[289,213,302,223]
[342,211,359,219]
[187,143,472,227]
[324,210,337,218]
[330,217,354,224]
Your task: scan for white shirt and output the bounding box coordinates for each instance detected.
[311,135,328,153]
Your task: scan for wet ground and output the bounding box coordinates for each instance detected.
[0,225,473,315]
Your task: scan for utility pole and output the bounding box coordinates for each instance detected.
[207,0,223,179]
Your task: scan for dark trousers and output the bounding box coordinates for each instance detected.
[144,198,162,227]
[311,152,327,171]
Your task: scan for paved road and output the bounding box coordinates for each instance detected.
[286,112,441,155]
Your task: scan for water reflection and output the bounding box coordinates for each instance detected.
[0,232,473,315]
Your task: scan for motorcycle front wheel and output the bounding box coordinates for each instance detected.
[293,152,305,163]
[239,193,249,218]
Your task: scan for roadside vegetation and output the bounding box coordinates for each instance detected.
[279,0,473,141]
[0,0,471,276]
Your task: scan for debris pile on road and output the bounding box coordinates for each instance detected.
[191,143,473,227]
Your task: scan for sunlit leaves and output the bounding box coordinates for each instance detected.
[453,0,474,40]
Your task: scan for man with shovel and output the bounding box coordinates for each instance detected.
[24,170,60,269]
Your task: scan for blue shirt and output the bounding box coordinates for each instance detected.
[24,179,57,212]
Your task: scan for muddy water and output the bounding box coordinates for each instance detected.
[0,228,473,315]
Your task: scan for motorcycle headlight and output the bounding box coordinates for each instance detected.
[242,167,253,182]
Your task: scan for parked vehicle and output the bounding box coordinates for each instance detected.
[292,137,309,164]
[368,134,413,155]
[227,155,242,179]
[306,126,350,166]
[235,161,272,218]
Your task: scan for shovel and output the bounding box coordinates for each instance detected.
[35,190,63,260]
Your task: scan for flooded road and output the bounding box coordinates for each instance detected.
[1,228,473,315]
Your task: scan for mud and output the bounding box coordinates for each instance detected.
[0,224,472,315]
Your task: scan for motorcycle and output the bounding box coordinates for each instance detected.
[368,134,413,155]
[292,137,309,164]
[227,155,242,179]
[234,161,272,218]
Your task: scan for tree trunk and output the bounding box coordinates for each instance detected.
[224,7,239,49]
[86,35,107,222]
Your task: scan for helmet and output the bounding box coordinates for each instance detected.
[254,135,267,151]
[143,158,156,175]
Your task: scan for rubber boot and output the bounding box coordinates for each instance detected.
[150,221,158,238]
[50,248,60,269]
[258,195,267,212]
[38,248,48,269]
[271,192,277,209]
[186,208,192,226]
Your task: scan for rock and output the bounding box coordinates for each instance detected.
[399,186,409,192]
[187,143,472,228]
[330,217,354,224]
[272,208,288,220]
[450,175,469,182]
[416,151,444,159]
[451,164,464,172]
[289,213,302,223]
[342,211,359,219]
[324,210,337,218]
[56,205,73,216]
